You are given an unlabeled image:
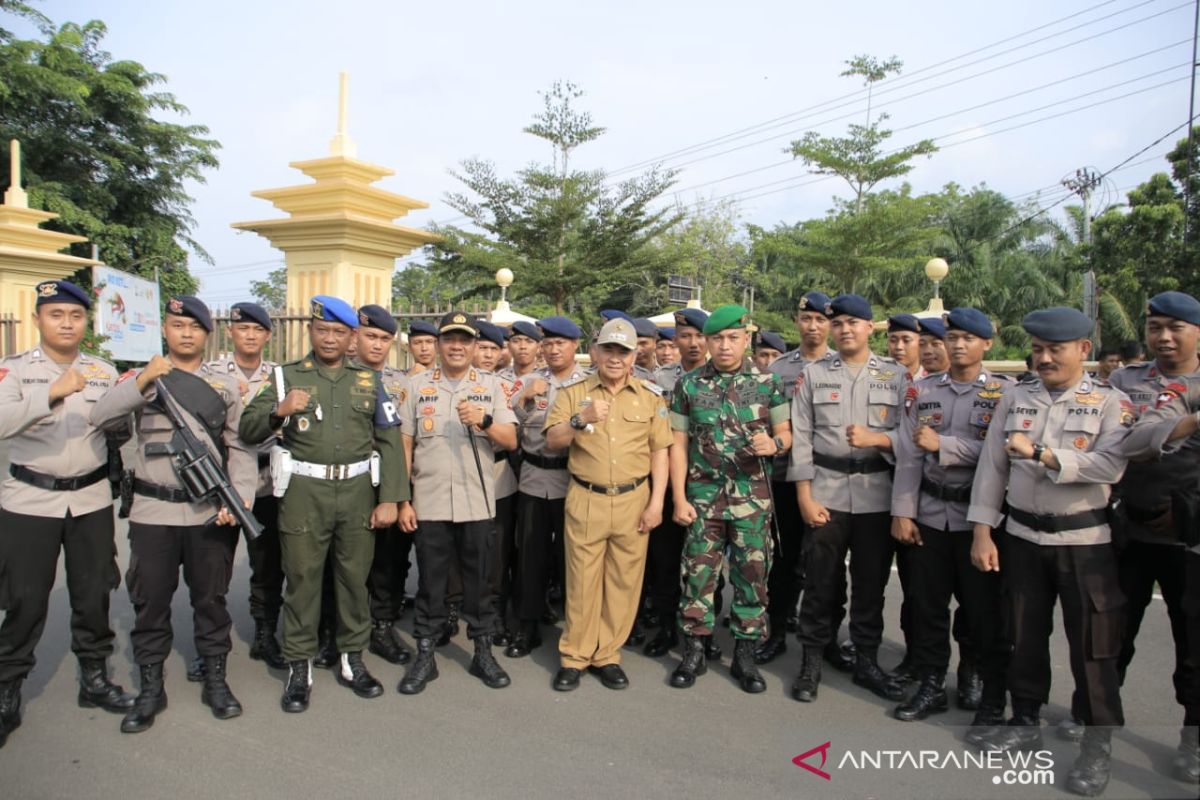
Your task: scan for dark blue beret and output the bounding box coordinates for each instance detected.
[35,279,90,310]
[1147,291,1200,326]
[408,320,439,338]
[658,327,675,341]
[600,309,632,323]
[357,304,397,335]
[918,317,946,339]
[538,315,582,340]
[887,313,920,334]
[798,291,832,316]
[230,302,271,330]
[829,294,873,322]
[632,318,659,339]
[757,331,787,353]
[946,307,993,338]
[1022,306,1092,342]
[509,320,543,342]
[166,295,213,332]
[476,320,506,347]
[673,308,709,332]
[310,295,358,329]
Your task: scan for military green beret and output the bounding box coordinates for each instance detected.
[702,304,751,335]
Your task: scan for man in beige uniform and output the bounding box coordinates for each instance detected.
[544,318,670,691]
[0,280,132,750]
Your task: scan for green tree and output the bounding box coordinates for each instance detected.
[0,15,219,300]
[249,265,288,310]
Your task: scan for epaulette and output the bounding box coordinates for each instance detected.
[642,379,664,396]
[561,375,587,389]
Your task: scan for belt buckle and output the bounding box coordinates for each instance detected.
[605,485,619,496]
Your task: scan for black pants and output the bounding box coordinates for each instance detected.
[368,525,414,622]
[1182,549,1200,726]
[488,493,517,630]
[1117,539,1190,705]
[413,520,496,640]
[765,480,803,635]
[0,507,119,682]
[513,493,564,622]
[645,493,686,629]
[1002,533,1125,727]
[126,522,237,665]
[246,494,283,622]
[798,510,893,653]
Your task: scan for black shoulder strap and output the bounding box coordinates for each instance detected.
[152,369,228,460]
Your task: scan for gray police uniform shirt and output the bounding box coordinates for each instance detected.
[513,365,584,500]
[788,353,907,514]
[0,348,122,517]
[90,363,257,526]
[967,375,1131,546]
[399,367,517,523]
[489,371,518,501]
[892,371,1012,532]
[208,356,277,498]
[768,349,831,474]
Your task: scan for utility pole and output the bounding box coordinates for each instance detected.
[1062,167,1103,349]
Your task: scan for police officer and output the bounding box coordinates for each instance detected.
[505,316,582,658]
[632,317,660,380]
[0,280,132,749]
[890,308,1010,730]
[753,330,787,371]
[789,294,907,705]
[91,296,256,732]
[1111,291,1200,781]
[668,305,790,693]
[917,317,950,376]
[545,318,671,691]
[406,319,440,374]
[968,307,1129,797]
[503,320,542,382]
[351,304,415,667]
[887,313,924,379]
[240,296,408,713]
[656,327,678,367]
[396,311,518,694]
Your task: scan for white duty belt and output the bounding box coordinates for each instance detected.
[290,458,371,480]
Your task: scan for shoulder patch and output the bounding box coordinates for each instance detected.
[641,379,664,396]
[561,375,587,389]
[117,369,137,384]
[0,367,8,382]
[1156,382,1188,409]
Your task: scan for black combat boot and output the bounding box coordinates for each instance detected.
[890,653,918,686]
[336,652,383,699]
[313,627,338,669]
[703,633,722,661]
[77,658,134,712]
[752,628,788,665]
[186,655,205,682]
[504,620,542,658]
[643,623,679,658]
[492,623,511,649]
[200,655,243,720]
[894,671,949,722]
[0,679,22,748]
[281,660,312,713]
[853,648,905,701]
[669,635,708,688]
[1057,716,1086,742]
[956,657,982,710]
[730,640,767,694]
[436,602,461,647]
[984,698,1044,753]
[792,647,823,702]
[823,640,855,672]
[624,618,646,648]
[368,619,412,665]
[468,635,511,689]
[1066,727,1112,797]
[120,663,167,734]
[964,704,1008,748]
[249,617,287,670]
[398,638,439,695]
[1173,725,1200,784]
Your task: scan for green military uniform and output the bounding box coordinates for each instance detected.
[240,352,409,662]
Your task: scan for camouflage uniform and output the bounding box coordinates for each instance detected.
[671,359,788,639]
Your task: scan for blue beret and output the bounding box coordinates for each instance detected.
[1147,291,1200,326]
[758,331,787,353]
[230,302,271,330]
[35,279,90,310]
[409,320,439,338]
[673,308,709,332]
[658,327,675,341]
[357,304,397,335]
[1022,306,1092,342]
[310,295,358,328]
[918,317,946,339]
[166,295,213,332]
[632,317,659,339]
[798,291,832,316]
[510,320,543,342]
[829,294,873,321]
[538,315,582,340]
[946,307,993,338]
[476,320,506,347]
[600,309,633,323]
[887,313,920,334]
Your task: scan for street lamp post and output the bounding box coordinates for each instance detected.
[924,257,949,314]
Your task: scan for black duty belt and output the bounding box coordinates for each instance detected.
[572,474,648,496]
[9,463,108,492]
[1124,503,1169,523]
[132,478,190,503]
[524,452,569,470]
[920,476,973,504]
[1008,506,1108,533]
[813,451,892,475]
[494,451,508,463]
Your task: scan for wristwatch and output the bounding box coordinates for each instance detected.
[773,435,786,453]
[480,413,494,430]
[570,413,588,431]
[1031,443,1046,463]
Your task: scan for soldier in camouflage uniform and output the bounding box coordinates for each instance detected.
[668,305,791,694]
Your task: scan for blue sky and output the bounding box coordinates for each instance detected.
[8,0,1192,307]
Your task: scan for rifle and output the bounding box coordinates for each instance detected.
[144,378,263,542]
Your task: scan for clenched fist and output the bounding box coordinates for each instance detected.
[275,388,311,417]
[581,398,610,425]
[49,368,86,402]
